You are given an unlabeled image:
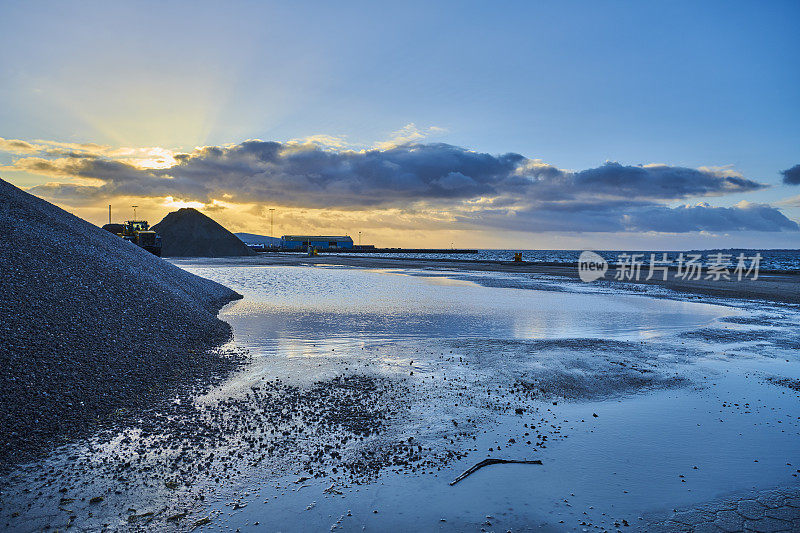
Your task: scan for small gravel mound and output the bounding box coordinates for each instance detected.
[0,179,242,469]
[152,208,255,257]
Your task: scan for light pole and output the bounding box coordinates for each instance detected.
[269,208,275,238]
[358,231,362,246]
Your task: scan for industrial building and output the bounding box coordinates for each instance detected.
[281,235,354,250]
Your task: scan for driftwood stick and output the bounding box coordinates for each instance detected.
[449,458,543,486]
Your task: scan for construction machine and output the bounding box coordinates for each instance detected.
[102,220,162,257]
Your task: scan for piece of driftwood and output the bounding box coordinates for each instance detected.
[449,458,543,486]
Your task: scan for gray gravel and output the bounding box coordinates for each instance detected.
[0,179,242,470]
[152,207,255,257]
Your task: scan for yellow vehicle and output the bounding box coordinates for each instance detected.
[102,220,162,257]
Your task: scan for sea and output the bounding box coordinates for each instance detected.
[313,248,800,272]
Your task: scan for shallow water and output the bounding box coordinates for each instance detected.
[186,264,735,353]
[3,262,797,532]
[171,262,799,531]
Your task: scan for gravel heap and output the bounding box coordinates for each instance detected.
[0,179,242,469]
[152,208,255,257]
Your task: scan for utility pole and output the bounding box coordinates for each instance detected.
[132,205,138,220]
[108,205,111,224]
[269,208,275,238]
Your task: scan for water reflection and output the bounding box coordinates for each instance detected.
[183,265,736,357]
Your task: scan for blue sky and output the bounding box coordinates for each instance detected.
[1,0,799,248]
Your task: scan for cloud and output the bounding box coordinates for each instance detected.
[627,202,798,232]
[573,163,761,199]
[372,123,447,150]
[455,200,798,233]
[290,134,350,149]
[3,137,795,234]
[781,164,800,185]
[0,137,178,168]
[20,141,762,206]
[0,137,42,154]
[20,141,530,207]
[776,194,800,208]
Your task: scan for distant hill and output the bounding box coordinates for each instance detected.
[153,208,255,257]
[235,232,282,246]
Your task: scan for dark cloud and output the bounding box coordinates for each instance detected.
[781,164,800,185]
[25,141,763,205]
[626,202,798,232]
[15,139,797,233]
[458,201,798,233]
[147,141,529,206]
[571,162,763,199]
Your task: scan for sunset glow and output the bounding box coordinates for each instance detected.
[1,1,798,248]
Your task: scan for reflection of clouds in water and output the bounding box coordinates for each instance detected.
[194,265,737,346]
[174,263,745,391]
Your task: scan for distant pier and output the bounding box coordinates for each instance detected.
[255,247,478,254]
[316,248,478,254]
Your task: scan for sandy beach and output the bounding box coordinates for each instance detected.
[1,255,798,532]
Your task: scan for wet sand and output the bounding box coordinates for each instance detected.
[1,258,798,532]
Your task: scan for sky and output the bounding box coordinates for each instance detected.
[1,0,799,249]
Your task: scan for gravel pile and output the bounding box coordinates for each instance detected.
[152,208,255,257]
[0,179,242,469]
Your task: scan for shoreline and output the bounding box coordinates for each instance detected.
[185,253,800,306]
[2,258,799,531]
